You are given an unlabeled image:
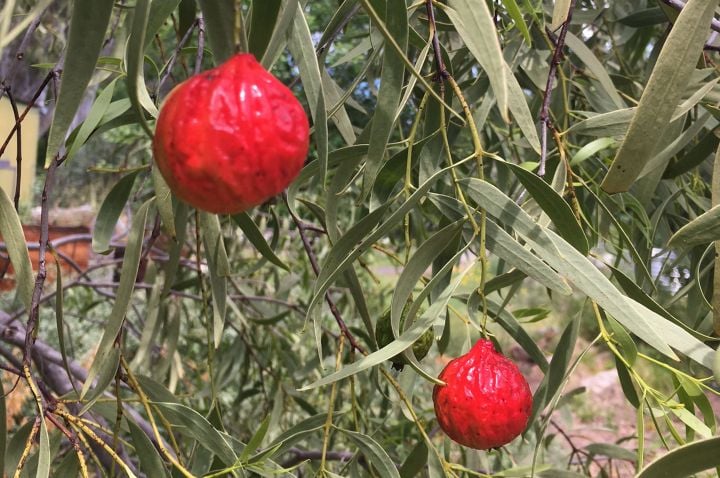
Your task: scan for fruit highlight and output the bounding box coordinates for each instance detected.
[152,54,310,214]
[433,339,533,450]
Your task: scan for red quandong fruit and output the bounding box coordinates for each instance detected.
[433,339,533,450]
[152,54,310,214]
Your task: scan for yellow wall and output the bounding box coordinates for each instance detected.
[0,98,39,206]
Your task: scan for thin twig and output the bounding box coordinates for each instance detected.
[282,193,366,354]
[156,18,199,95]
[0,71,55,159]
[194,14,205,76]
[538,0,576,177]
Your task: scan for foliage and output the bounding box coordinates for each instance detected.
[0,0,720,477]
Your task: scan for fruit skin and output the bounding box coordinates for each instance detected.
[433,339,533,450]
[375,308,434,370]
[153,54,310,214]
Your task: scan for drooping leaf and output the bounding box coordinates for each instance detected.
[93,170,143,254]
[445,0,508,121]
[636,436,720,477]
[45,0,114,164]
[601,0,717,193]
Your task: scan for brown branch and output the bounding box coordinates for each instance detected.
[538,0,576,177]
[156,18,199,95]
[25,155,63,365]
[426,0,449,81]
[194,14,205,76]
[282,193,366,354]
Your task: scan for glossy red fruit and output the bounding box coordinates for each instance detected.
[153,53,310,214]
[433,339,533,450]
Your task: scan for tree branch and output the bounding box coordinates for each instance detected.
[538,0,576,177]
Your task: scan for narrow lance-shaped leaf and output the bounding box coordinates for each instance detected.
[198,0,236,64]
[93,170,143,254]
[126,0,158,137]
[445,0,508,121]
[0,186,33,308]
[45,0,114,165]
[360,0,407,199]
[601,0,717,193]
[636,436,720,478]
[81,198,153,400]
[288,7,328,186]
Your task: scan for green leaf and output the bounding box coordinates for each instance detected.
[636,436,720,477]
[399,440,427,478]
[390,221,464,371]
[462,179,709,364]
[65,78,118,163]
[288,7,328,187]
[45,0,114,164]
[668,203,720,249]
[615,356,640,408]
[505,64,541,154]
[484,298,549,372]
[308,158,473,328]
[200,212,229,347]
[154,402,238,465]
[248,0,282,60]
[445,0,508,121]
[550,0,571,30]
[4,422,33,476]
[253,413,328,460]
[128,419,169,477]
[570,137,616,165]
[198,0,236,64]
[606,316,638,365]
[618,7,668,27]
[360,0,407,199]
[501,0,531,44]
[301,255,479,391]
[82,198,153,401]
[0,186,33,308]
[145,0,182,48]
[339,428,400,478]
[79,347,121,415]
[601,0,717,193]
[231,212,288,270]
[152,166,176,239]
[239,416,271,462]
[126,0,158,137]
[484,220,571,295]
[586,443,636,462]
[670,404,712,439]
[92,170,143,254]
[542,316,580,413]
[565,33,625,110]
[261,0,298,68]
[501,161,588,254]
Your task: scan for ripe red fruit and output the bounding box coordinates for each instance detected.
[152,53,310,214]
[433,339,533,450]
